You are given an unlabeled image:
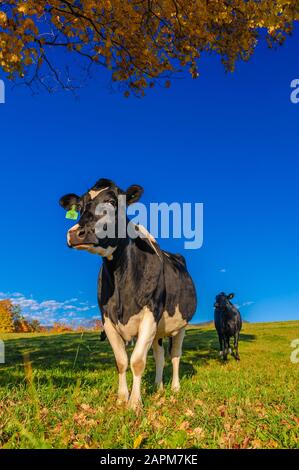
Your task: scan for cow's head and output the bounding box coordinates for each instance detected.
[214,292,235,310]
[59,179,143,258]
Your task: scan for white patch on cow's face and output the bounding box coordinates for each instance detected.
[67,224,116,259]
[88,187,109,200]
[67,223,79,245]
[157,306,187,338]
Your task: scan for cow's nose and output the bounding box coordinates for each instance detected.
[77,228,86,239]
[68,226,86,246]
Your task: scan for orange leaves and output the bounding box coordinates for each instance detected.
[51,322,74,333]
[178,420,190,431]
[73,403,100,429]
[185,408,195,417]
[0,11,7,25]
[217,404,227,417]
[193,427,205,439]
[0,1,298,93]
[0,299,15,332]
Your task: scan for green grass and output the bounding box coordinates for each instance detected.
[0,321,298,449]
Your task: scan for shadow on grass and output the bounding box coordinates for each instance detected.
[183,329,256,365]
[0,333,114,387]
[0,328,256,389]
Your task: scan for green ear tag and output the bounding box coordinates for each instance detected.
[66,205,79,220]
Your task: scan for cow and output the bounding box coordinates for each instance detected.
[214,292,242,361]
[59,178,197,411]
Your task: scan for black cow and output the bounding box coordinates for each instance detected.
[214,292,242,361]
[59,179,197,411]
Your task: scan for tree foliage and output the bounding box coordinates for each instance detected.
[0,1,298,95]
[0,299,14,332]
[51,322,74,333]
[0,300,43,333]
[12,305,43,332]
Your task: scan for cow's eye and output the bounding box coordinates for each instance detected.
[105,199,116,207]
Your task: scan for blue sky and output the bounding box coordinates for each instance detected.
[0,29,298,325]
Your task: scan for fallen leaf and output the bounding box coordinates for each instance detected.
[251,439,262,449]
[268,439,279,448]
[178,421,190,431]
[217,405,227,417]
[193,427,205,438]
[241,437,250,448]
[133,434,146,449]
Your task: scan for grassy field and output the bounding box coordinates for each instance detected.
[0,321,298,449]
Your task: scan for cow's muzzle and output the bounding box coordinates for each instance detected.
[67,225,96,248]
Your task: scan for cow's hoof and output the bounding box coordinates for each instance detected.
[171,384,180,393]
[235,356,240,361]
[128,398,142,413]
[155,382,164,392]
[117,395,129,405]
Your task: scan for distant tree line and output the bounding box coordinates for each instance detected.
[0,299,104,333]
[0,299,44,333]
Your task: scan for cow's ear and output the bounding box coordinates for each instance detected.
[59,194,81,210]
[227,293,235,300]
[126,185,144,205]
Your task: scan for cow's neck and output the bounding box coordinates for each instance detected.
[102,230,161,279]
[225,309,235,320]
[102,236,131,273]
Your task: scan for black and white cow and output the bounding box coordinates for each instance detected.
[59,179,197,411]
[214,292,242,361]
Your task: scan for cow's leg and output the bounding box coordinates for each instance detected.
[170,328,185,392]
[228,337,232,355]
[129,309,157,411]
[153,338,165,391]
[104,317,129,404]
[218,334,224,357]
[234,332,240,361]
[223,336,229,361]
